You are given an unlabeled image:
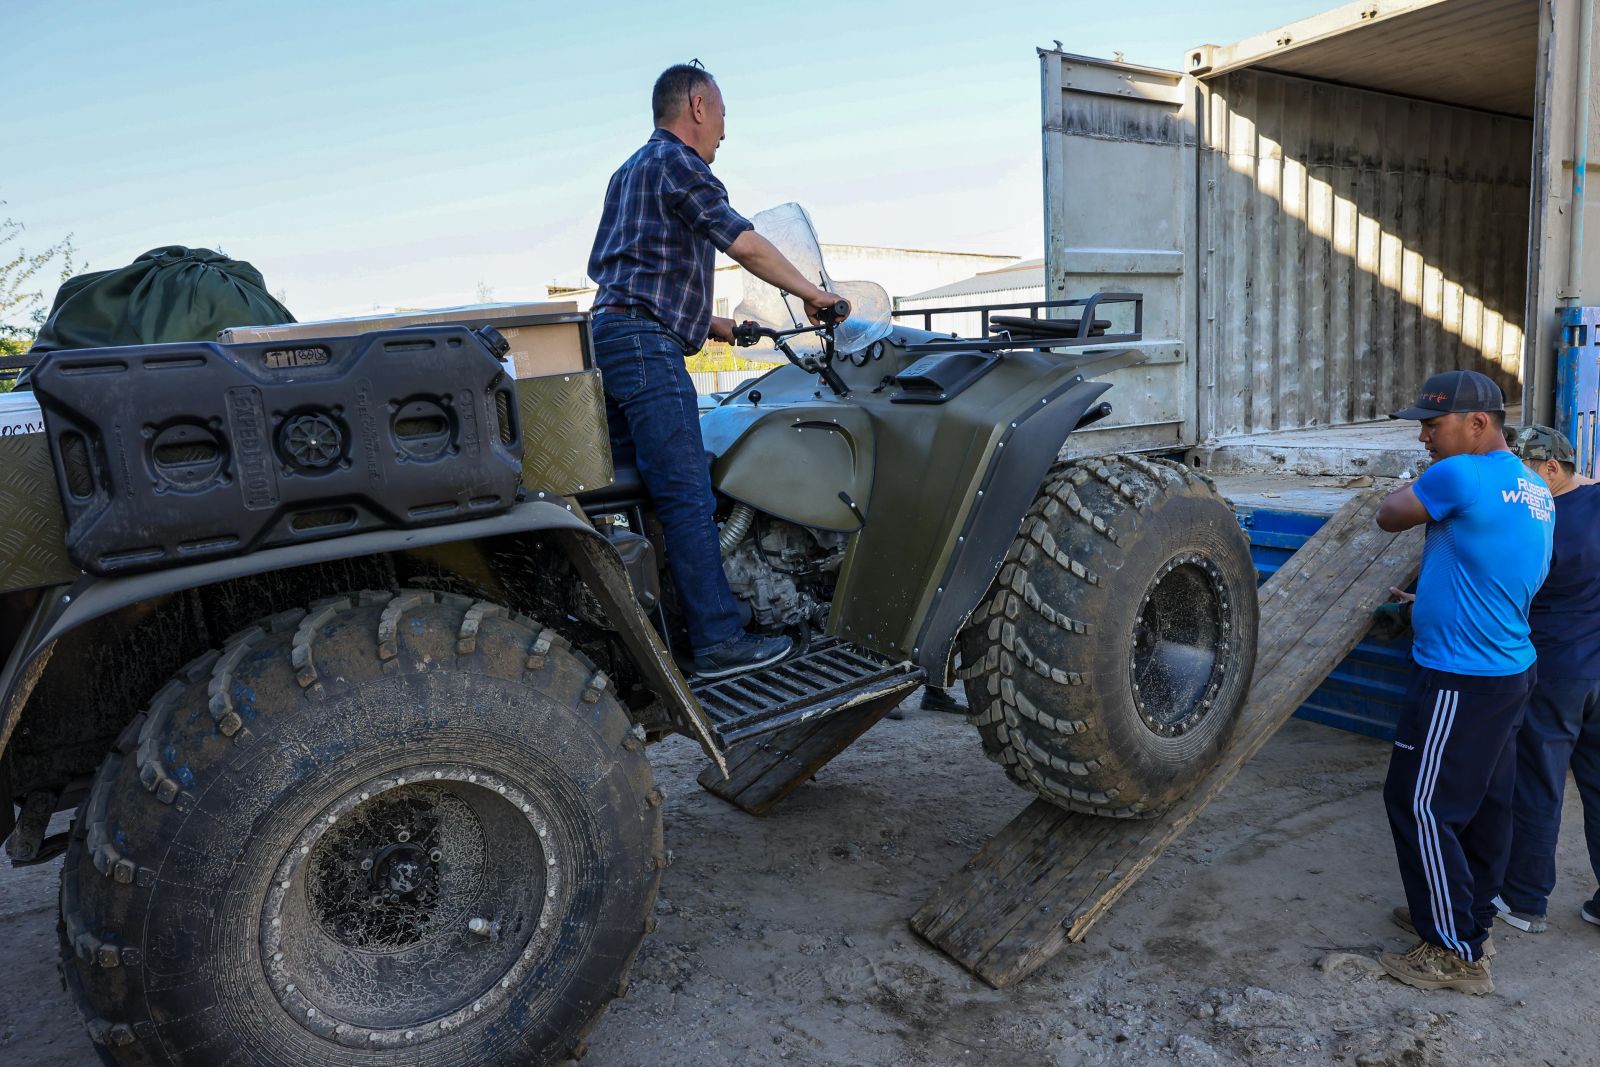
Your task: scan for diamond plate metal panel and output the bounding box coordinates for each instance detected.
[0,434,78,592]
[517,370,614,495]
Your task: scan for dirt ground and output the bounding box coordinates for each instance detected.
[4,692,1598,1066]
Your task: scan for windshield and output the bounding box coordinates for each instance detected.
[732,203,893,355]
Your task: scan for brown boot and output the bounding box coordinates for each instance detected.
[1379,939,1494,995]
[1391,907,1496,958]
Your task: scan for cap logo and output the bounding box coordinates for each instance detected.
[1421,391,1449,403]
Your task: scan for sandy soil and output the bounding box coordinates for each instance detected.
[4,692,1598,1066]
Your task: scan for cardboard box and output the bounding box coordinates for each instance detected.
[219,301,589,380]
[0,390,44,438]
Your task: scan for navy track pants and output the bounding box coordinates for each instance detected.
[1500,676,1600,915]
[1384,665,1532,962]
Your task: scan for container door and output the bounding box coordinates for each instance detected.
[1041,50,1199,451]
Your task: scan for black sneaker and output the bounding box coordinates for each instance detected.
[692,633,793,681]
[1583,895,1600,928]
[919,686,967,714]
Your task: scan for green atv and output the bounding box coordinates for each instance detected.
[0,210,1257,1066]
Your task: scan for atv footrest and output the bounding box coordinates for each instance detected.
[692,638,924,749]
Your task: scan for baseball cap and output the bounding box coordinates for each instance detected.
[1511,424,1577,464]
[1389,370,1506,421]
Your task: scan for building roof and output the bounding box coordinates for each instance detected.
[899,258,1045,303]
[818,242,1016,260]
[547,245,1017,300]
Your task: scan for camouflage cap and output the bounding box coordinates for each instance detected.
[1511,424,1576,464]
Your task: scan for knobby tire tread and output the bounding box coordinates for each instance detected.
[958,455,1258,818]
[59,589,660,1067]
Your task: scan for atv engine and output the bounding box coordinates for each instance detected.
[721,509,847,630]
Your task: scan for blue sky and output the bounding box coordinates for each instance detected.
[6,0,1332,320]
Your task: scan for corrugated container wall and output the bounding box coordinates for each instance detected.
[1201,69,1532,436]
[1041,0,1575,447]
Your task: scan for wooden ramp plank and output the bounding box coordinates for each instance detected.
[912,489,1422,988]
[697,681,920,816]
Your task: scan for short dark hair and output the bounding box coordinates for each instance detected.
[1559,459,1577,475]
[653,64,714,125]
[1487,409,1506,430]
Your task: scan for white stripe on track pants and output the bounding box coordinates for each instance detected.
[1382,665,1532,962]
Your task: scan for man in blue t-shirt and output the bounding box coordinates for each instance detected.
[1373,370,1555,995]
[1493,425,1600,934]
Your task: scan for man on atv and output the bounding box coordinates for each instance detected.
[587,62,846,679]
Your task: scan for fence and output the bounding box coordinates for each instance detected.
[689,369,767,395]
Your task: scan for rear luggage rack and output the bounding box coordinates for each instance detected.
[892,292,1143,354]
[691,638,924,748]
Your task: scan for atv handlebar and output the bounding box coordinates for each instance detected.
[730,299,852,348]
[731,320,771,348]
[730,309,851,396]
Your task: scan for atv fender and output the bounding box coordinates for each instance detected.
[913,376,1112,683]
[704,401,875,532]
[0,500,724,776]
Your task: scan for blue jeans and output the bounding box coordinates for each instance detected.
[591,313,744,655]
[1499,676,1600,914]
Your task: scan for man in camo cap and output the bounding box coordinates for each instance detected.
[1493,425,1600,935]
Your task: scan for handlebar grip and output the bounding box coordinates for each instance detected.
[731,320,764,348]
[818,300,851,327]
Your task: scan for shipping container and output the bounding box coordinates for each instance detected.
[1043,0,1597,454]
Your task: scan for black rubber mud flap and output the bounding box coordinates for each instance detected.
[911,376,1111,679]
[31,326,522,576]
[0,505,725,792]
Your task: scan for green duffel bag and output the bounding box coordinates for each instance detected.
[30,245,294,355]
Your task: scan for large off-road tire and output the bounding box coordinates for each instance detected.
[59,589,661,1067]
[958,455,1259,817]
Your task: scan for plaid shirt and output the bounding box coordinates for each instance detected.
[588,129,752,350]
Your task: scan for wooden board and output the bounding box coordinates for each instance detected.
[698,679,921,816]
[911,489,1422,988]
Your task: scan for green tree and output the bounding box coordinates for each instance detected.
[1,203,79,357]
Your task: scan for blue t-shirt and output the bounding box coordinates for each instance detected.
[1410,451,1555,676]
[1528,482,1600,680]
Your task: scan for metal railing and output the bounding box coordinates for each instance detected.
[891,293,1144,354]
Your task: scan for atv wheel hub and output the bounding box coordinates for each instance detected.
[260,764,563,1049]
[1130,553,1233,738]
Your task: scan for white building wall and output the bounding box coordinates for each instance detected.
[819,245,1017,301]
[550,246,1019,326]
[547,286,597,312]
[896,283,1048,339]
